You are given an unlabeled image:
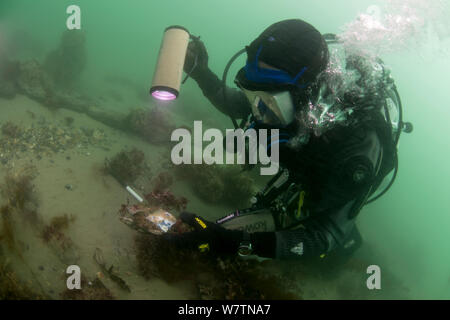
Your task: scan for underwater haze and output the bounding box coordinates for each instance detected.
[0,0,449,300]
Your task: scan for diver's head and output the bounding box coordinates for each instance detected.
[235,19,329,128]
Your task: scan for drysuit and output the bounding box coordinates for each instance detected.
[185,65,394,261]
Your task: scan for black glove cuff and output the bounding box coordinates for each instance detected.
[250,232,277,258]
[226,229,245,253]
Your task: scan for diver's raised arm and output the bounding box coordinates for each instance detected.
[184,39,250,120]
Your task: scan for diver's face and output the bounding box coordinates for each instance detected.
[240,62,296,127]
[241,88,295,127]
[235,56,301,127]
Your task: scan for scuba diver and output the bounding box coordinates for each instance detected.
[164,19,410,262]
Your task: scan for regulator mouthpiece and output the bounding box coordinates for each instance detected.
[150,25,190,101]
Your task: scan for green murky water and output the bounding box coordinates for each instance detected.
[0,0,449,300]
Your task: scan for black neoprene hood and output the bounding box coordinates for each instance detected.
[238,19,330,90]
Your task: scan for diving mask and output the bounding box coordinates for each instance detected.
[240,88,295,127]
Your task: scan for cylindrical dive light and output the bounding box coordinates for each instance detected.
[150,25,190,101]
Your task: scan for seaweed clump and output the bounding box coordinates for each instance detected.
[104,148,147,186]
[133,234,300,300]
[144,190,188,213]
[179,164,225,203]
[134,233,203,283]
[143,172,187,212]
[41,214,76,249]
[40,214,79,264]
[199,257,300,300]
[60,276,114,300]
[151,171,173,193]
[1,121,23,139]
[0,166,39,258]
[1,165,38,211]
[176,164,256,207]
[0,259,47,300]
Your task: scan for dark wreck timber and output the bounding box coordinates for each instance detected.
[177,304,271,317]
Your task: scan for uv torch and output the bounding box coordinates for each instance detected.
[150,25,191,101]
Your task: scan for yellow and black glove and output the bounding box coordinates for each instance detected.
[163,212,244,254]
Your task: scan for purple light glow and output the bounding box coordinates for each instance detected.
[152,90,177,101]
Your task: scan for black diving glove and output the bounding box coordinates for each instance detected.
[163,212,244,255]
[183,39,209,80]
